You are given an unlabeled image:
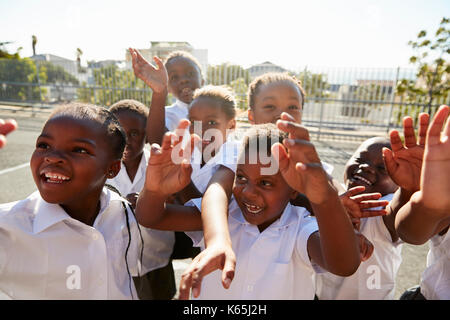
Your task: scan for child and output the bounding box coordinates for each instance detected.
[0,103,154,299]
[129,47,205,260]
[392,105,450,299]
[315,136,404,300]
[106,99,176,300]
[136,123,361,299]
[0,118,18,148]
[191,73,342,287]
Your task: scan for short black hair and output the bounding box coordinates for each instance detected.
[191,85,237,120]
[240,123,288,161]
[248,72,306,109]
[49,103,126,160]
[164,51,203,79]
[109,99,149,123]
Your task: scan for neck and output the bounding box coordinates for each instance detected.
[124,153,143,182]
[60,188,103,226]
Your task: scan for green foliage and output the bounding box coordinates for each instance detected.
[396,16,450,117]
[296,70,330,100]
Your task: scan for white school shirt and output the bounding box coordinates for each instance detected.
[315,193,403,300]
[0,188,152,300]
[185,198,320,300]
[165,99,189,132]
[106,148,175,271]
[190,139,241,194]
[420,225,450,300]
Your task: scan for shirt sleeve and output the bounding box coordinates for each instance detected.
[183,198,205,248]
[295,214,326,273]
[214,140,241,173]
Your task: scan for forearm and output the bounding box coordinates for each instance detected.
[383,188,413,242]
[202,183,233,248]
[311,185,360,276]
[147,89,168,145]
[395,191,449,245]
[136,189,203,231]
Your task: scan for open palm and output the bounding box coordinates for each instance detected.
[383,114,429,192]
[129,48,168,93]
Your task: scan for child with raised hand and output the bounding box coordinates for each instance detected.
[0,118,18,148]
[315,136,407,300]
[106,99,176,300]
[393,105,450,300]
[0,103,158,299]
[136,122,361,299]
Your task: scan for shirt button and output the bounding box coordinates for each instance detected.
[247,285,253,292]
[92,233,99,240]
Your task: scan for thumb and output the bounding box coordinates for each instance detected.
[271,142,289,173]
[153,56,165,70]
[382,147,397,178]
[221,255,236,289]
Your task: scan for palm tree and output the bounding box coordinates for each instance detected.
[76,48,83,71]
[32,35,37,56]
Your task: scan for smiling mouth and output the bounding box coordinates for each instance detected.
[243,202,263,215]
[350,174,372,186]
[181,87,193,96]
[42,172,71,184]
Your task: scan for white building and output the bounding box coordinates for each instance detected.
[247,61,288,78]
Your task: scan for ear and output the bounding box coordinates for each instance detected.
[106,160,121,179]
[227,119,236,130]
[290,189,299,200]
[247,109,255,124]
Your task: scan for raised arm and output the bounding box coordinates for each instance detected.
[272,112,360,276]
[135,120,202,231]
[0,118,18,148]
[395,105,450,244]
[129,48,168,145]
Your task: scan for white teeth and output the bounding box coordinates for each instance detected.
[353,175,372,186]
[44,173,70,181]
[244,202,262,214]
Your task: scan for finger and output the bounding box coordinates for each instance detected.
[153,56,165,70]
[360,209,387,218]
[276,120,310,141]
[179,271,194,300]
[161,132,175,150]
[344,186,366,197]
[0,119,18,135]
[427,105,450,146]
[388,130,403,153]
[402,116,417,148]
[280,112,296,122]
[221,255,236,289]
[149,143,162,157]
[271,142,290,173]
[382,147,398,178]
[417,113,429,146]
[350,192,382,202]
[0,134,6,148]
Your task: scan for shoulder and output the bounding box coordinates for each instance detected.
[0,192,41,232]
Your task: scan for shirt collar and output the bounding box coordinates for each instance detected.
[175,99,189,110]
[32,188,122,234]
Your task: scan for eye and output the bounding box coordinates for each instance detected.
[36,142,49,150]
[170,75,179,82]
[207,120,217,125]
[130,131,139,138]
[73,147,88,154]
[288,105,299,110]
[263,105,275,110]
[236,174,247,183]
[261,180,273,187]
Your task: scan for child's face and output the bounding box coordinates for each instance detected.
[189,97,235,156]
[233,159,297,232]
[166,57,203,104]
[30,116,118,208]
[248,81,303,125]
[344,139,398,195]
[114,111,146,165]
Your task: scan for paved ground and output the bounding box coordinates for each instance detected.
[0,105,429,299]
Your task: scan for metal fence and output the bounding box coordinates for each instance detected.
[1,58,449,141]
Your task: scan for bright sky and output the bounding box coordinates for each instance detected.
[1,0,449,70]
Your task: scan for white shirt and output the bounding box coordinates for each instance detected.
[190,139,241,194]
[106,149,175,271]
[165,99,189,132]
[420,225,450,300]
[315,193,403,300]
[186,198,320,300]
[0,188,152,300]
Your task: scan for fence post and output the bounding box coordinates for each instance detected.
[386,66,400,134]
[34,60,43,117]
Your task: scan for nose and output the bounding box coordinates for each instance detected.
[44,150,65,164]
[241,182,259,201]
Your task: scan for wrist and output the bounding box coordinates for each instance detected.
[151,86,168,95]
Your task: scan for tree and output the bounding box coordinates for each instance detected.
[32,35,37,56]
[296,69,329,100]
[397,17,450,115]
[0,42,21,59]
